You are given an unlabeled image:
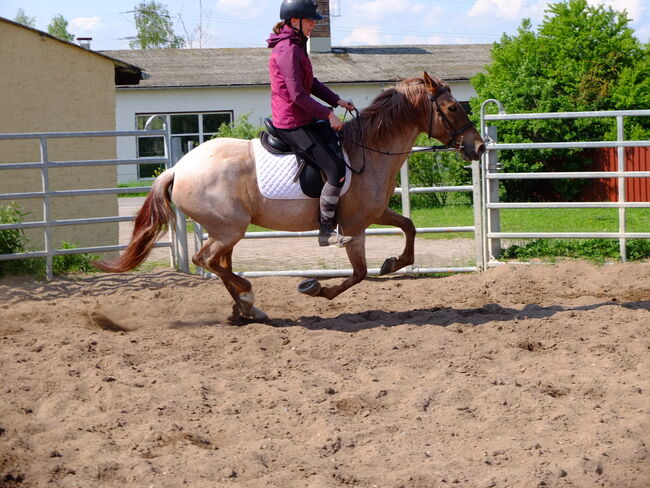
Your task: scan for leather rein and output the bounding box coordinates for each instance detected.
[339,87,476,175]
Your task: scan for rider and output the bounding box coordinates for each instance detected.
[267,0,356,247]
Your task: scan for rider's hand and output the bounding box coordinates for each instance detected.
[328,111,343,131]
[337,99,356,112]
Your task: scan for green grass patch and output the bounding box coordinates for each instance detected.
[118,180,153,197]
[501,239,650,263]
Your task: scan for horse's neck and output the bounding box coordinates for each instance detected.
[357,128,420,181]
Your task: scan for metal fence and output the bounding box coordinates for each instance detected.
[13,101,648,280]
[480,100,650,268]
[0,129,174,280]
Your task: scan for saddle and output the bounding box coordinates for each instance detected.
[259,117,331,198]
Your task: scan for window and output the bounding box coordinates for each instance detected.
[135,111,233,179]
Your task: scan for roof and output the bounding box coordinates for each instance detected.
[102,44,492,89]
[0,17,144,85]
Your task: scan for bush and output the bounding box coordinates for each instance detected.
[390,133,472,211]
[214,112,264,140]
[470,0,650,201]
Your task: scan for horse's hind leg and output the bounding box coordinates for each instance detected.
[373,208,416,275]
[298,233,368,300]
[193,237,267,321]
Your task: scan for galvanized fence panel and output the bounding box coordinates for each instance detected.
[480,101,650,267]
[0,129,175,280]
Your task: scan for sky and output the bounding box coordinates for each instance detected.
[1,0,648,51]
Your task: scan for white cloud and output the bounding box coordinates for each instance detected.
[340,26,387,45]
[351,0,428,21]
[70,17,102,32]
[215,0,257,15]
[587,0,645,22]
[469,0,528,20]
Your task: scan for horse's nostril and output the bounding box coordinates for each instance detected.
[477,144,485,155]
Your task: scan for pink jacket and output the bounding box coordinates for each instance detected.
[267,25,340,129]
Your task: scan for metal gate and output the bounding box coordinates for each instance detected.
[480,100,650,268]
[0,128,185,280]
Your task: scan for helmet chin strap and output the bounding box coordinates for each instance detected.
[289,18,307,38]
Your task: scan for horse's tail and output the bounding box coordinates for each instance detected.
[93,169,176,273]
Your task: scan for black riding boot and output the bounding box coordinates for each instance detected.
[318,182,353,247]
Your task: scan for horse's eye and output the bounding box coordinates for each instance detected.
[448,105,458,112]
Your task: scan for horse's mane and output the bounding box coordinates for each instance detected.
[343,77,434,149]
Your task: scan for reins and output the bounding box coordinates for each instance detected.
[338,89,476,175]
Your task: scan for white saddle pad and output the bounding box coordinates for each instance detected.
[252,138,352,200]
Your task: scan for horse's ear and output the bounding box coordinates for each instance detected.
[423,71,438,93]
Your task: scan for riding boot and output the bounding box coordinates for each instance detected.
[318,182,353,247]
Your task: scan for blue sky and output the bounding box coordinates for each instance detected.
[1,0,648,51]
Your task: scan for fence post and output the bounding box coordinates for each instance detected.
[39,136,54,281]
[400,159,411,219]
[617,116,627,262]
[485,126,502,262]
[471,158,485,270]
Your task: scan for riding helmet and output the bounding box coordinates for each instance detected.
[280,0,323,21]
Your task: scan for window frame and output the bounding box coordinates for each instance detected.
[135,110,234,180]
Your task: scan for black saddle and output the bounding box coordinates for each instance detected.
[259,117,327,198]
[260,117,293,154]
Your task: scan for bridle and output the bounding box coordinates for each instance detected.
[339,87,477,174]
[427,87,476,151]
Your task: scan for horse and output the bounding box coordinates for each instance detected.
[94,72,485,321]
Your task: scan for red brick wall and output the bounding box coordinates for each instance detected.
[313,0,331,38]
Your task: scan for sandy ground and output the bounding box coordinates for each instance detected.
[1,260,649,488]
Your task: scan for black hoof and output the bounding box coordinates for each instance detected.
[380,257,397,275]
[297,278,321,296]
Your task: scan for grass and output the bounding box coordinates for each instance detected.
[118,180,153,197]
[400,206,650,237]
[382,205,650,261]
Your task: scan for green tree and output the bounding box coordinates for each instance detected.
[130,1,185,49]
[47,14,75,42]
[214,113,263,140]
[14,8,36,27]
[470,0,649,201]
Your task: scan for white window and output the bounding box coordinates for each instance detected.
[135,111,233,179]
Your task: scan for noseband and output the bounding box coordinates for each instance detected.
[428,87,476,150]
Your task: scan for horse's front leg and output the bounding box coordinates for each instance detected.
[297,233,367,300]
[374,207,416,275]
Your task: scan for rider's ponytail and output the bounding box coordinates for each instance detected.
[272,21,287,35]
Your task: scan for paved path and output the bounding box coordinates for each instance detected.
[119,197,477,272]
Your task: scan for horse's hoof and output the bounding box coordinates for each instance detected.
[380,257,398,275]
[297,278,321,296]
[243,306,268,321]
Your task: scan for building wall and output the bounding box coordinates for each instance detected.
[0,20,118,252]
[115,80,475,183]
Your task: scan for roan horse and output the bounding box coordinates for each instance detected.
[95,72,485,320]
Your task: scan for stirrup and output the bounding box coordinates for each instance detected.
[319,225,353,248]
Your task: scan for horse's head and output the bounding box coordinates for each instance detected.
[421,72,485,162]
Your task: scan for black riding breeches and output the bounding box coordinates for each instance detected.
[276,121,346,188]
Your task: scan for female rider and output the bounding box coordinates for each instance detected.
[267,0,356,247]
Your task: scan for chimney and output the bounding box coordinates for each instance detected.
[77,37,92,49]
[308,0,331,53]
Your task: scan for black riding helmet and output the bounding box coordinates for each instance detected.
[280,0,323,21]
